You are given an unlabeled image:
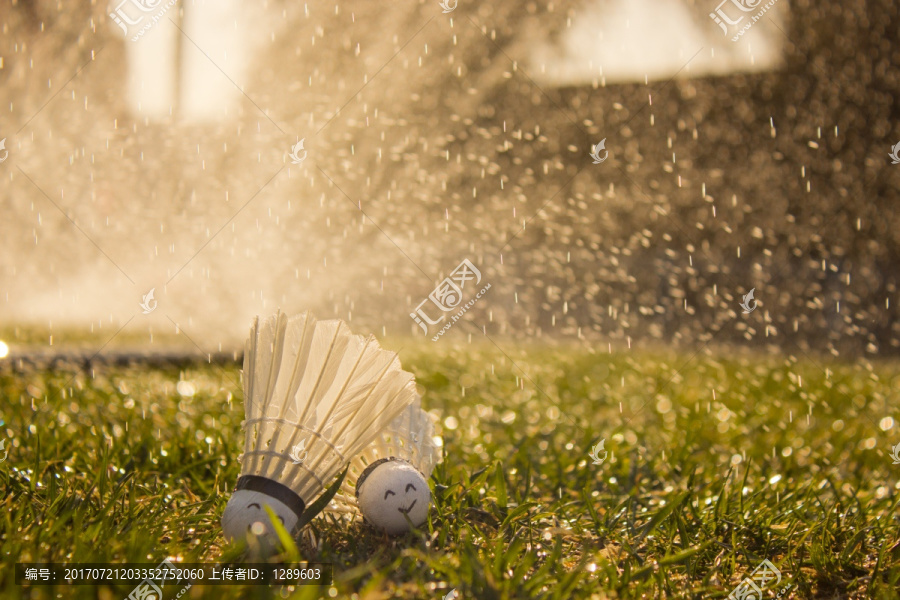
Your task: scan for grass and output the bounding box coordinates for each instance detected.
[1,340,899,599]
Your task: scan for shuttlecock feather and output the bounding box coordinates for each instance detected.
[222,310,417,545]
[327,397,442,534]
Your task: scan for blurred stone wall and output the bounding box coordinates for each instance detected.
[0,0,898,359]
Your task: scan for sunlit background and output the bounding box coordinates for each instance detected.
[1,0,898,361]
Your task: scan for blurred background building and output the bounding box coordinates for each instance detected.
[0,0,898,358]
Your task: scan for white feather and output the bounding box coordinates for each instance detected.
[236,310,418,503]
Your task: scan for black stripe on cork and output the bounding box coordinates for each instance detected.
[235,475,306,520]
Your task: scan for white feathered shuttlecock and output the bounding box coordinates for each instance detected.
[326,397,441,534]
[221,310,418,545]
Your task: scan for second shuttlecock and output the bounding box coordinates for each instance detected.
[327,397,442,534]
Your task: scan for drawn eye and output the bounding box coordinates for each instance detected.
[248,503,261,510]
[384,490,396,500]
[405,483,417,493]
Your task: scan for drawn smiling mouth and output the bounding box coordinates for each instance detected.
[398,499,417,514]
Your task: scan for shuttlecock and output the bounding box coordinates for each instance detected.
[221,311,418,547]
[327,398,442,534]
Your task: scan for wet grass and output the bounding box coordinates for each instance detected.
[1,342,899,599]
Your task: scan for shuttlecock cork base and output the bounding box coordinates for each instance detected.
[222,310,417,548]
[356,458,431,535]
[221,476,306,541]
